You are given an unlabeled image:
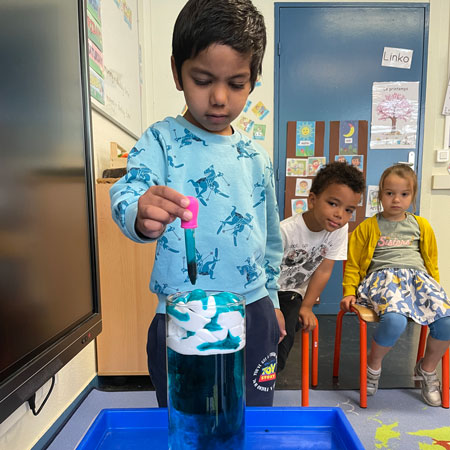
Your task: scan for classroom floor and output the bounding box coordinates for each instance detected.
[98,313,430,393]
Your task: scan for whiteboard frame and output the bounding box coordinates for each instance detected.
[91,102,139,140]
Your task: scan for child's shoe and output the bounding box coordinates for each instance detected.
[367,366,381,396]
[413,358,441,407]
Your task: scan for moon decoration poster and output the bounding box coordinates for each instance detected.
[370,81,419,149]
[295,121,315,156]
[339,121,359,154]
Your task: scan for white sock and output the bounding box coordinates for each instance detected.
[420,362,435,375]
[367,365,381,375]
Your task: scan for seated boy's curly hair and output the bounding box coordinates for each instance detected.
[310,162,365,195]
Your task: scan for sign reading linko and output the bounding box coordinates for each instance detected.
[382,47,413,69]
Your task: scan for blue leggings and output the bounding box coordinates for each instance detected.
[374,312,450,347]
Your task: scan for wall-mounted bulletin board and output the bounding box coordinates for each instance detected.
[87,0,142,138]
[329,120,368,232]
[284,121,325,219]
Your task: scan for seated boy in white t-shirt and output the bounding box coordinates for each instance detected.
[277,162,365,371]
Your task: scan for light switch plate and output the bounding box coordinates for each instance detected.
[436,149,450,162]
[432,175,450,189]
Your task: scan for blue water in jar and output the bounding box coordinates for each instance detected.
[167,348,245,449]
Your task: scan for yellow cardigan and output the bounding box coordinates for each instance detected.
[343,213,440,297]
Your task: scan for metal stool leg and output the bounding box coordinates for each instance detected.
[442,349,449,409]
[359,318,368,408]
[301,330,310,406]
[333,310,346,378]
[312,318,319,387]
[416,325,428,362]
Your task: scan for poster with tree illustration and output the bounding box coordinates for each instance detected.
[370,81,419,149]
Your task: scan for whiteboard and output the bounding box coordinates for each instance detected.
[89,0,142,138]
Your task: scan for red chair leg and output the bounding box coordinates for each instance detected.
[333,310,346,378]
[359,318,368,408]
[301,330,309,406]
[312,318,319,387]
[442,348,449,409]
[417,325,428,362]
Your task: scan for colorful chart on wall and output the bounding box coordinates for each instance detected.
[284,121,325,219]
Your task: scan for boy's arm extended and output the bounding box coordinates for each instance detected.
[110,127,190,242]
[263,157,285,342]
[110,128,166,243]
[299,258,335,332]
[263,158,283,309]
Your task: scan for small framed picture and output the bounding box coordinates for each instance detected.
[286,158,307,176]
[307,157,326,176]
[291,198,308,215]
[295,178,312,196]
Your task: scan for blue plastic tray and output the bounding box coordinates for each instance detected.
[76,407,364,450]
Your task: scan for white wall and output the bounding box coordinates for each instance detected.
[0,344,96,450]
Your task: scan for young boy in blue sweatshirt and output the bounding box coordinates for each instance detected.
[110,0,284,407]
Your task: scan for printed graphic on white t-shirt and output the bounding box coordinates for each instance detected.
[278,214,347,297]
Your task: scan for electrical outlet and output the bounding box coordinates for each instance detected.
[436,149,449,162]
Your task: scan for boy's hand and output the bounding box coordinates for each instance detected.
[136,186,192,239]
[340,295,356,312]
[298,306,317,333]
[274,308,287,343]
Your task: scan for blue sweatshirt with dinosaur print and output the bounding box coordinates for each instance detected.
[110,115,283,313]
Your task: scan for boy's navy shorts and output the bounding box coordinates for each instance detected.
[147,296,279,407]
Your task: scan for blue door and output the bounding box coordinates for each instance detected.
[274,3,429,313]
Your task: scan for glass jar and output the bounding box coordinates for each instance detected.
[166,289,245,450]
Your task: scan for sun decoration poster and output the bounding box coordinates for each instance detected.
[339,121,359,154]
[370,81,419,149]
[295,121,315,156]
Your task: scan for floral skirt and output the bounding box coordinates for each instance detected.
[357,268,450,325]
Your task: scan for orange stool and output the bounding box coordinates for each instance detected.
[333,304,449,408]
[300,316,319,406]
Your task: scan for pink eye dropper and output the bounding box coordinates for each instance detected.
[180,196,199,285]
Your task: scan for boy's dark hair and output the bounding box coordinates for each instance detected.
[310,162,365,195]
[172,0,266,91]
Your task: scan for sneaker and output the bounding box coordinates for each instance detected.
[367,366,381,396]
[413,358,441,407]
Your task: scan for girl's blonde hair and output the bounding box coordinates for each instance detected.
[378,164,418,212]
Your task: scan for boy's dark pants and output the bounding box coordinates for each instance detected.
[147,296,279,407]
[277,290,303,372]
